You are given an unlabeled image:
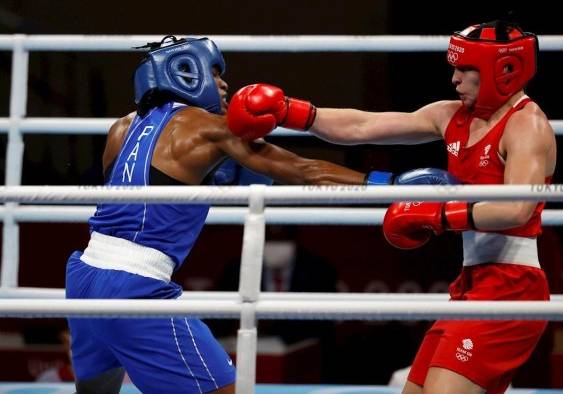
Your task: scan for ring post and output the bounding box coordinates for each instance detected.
[1,205,19,287]
[235,303,258,394]
[236,185,266,394]
[2,35,29,288]
[6,35,28,186]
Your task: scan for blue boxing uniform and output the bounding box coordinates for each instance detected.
[66,36,236,393]
[66,102,235,393]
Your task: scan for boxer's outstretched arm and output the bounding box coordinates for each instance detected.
[206,117,365,185]
[311,101,453,145]
[222,138,364,185]
[226,83,449,145]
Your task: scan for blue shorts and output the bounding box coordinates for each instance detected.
[66,252,236,393]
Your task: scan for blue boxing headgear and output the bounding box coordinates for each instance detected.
[134,36,226,114]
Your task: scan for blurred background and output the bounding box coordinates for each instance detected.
[0,0,562,388]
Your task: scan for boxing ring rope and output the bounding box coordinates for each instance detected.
[2,184,563,204]
[0,298,562,320]
[2,35,563,394]
[1,118,563,137]
[2,205,563,225]
[2,34,563,51]
[0,118,305,137]
[1,287,563,304]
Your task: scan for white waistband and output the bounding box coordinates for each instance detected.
[80,231,175,282]
[462,231,540,268]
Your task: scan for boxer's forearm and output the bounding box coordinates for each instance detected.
[310,108,376,145]
[311,108,441,145]
[299,159,365,185]
[471,201,537,231]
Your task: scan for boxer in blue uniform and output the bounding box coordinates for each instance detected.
[65,36,369,394]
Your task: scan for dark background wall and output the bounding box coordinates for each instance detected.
[0,0,562,386]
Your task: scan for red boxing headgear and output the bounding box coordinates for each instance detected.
[447,20,538,119]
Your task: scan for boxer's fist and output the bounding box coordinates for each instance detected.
[364,168,461,186]
[383,201,472,249]
[394,168,460,185]
[226,84,278,140]
[227,84,316,140]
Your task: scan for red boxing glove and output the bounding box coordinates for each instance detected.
[227,84,316,141]
[383,201,474,249]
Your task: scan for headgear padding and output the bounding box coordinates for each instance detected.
[134,36,226,114]
[447,20,537,119]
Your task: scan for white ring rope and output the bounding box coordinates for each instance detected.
[0,118,305,137]
[0,205,387,224]
[2,288,563,303]
[2,205,563,225]
[0,298,561,320]
[0,119,562,137]
[1,34,563,52]
[1,184,563,205]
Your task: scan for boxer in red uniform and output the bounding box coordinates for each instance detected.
[227,20,556,394]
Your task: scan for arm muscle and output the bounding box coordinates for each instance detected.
[472,108,555,230]
[205,116,365,185]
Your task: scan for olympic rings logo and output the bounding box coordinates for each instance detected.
[456,352,469,362]
[447,50,459,64]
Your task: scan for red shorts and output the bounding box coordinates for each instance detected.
[408,263,549,393]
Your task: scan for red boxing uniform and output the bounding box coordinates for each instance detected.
[408,97,551,393]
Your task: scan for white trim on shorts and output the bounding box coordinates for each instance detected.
[184,317,219,389]
[80,231,175,282]
[462,231,540,268]
[170,317,202,393]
